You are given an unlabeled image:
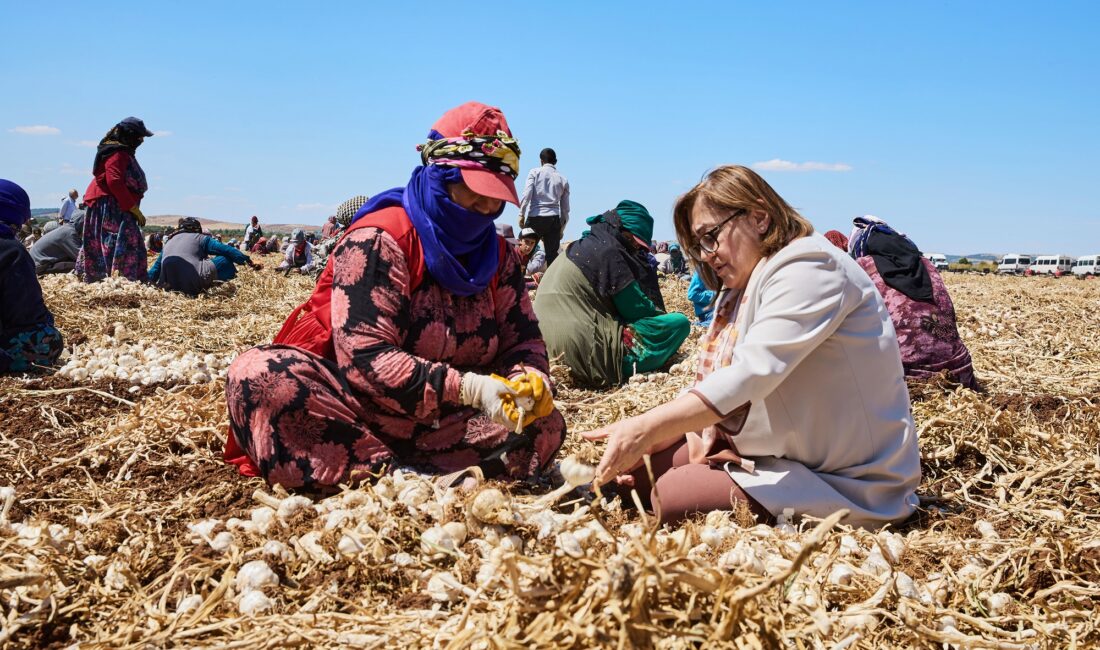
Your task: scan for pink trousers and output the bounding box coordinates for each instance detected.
[624,437,773,526]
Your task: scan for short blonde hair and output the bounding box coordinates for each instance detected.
[673,165,814,290]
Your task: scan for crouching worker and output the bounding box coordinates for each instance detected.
[848,216,978,390]
[580,166,921,529]
[31,210,85,275]
[533,200,690,388]
[224,101,565,490]
[148,217,262,296]
[276,229,315,275]
[0,179,63,374]
[516,227,547,288]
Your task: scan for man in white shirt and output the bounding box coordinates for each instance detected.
[58,189,78,223]
[518,148,570,265]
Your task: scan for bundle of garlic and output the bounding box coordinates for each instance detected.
[57,323,234,386]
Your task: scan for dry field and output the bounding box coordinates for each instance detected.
[2,266,1099,649]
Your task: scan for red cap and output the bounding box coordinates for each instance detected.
[429,102,520,206]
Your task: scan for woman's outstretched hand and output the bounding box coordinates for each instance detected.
[580,417,651,486]
[580,391,721,486]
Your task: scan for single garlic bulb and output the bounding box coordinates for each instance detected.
[441,521,468,546]
[828,562,855,586]
[235,560,279,592]
[175,594,203,616]
[425,571,473,602]
[262,540,293,562]
[559,455,596,488]
[421,526,458,559]
[983,591,1012,616]
[238,590,273,616]
[209,531,235,553]
[277,496,313,521]
[469,488,514,525]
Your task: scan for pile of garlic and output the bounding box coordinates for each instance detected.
[56,322,233,386]
[49,273,166,298]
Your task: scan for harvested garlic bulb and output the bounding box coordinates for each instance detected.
[235,560,279,592]
[469,488,513,525]
[426,571,474,602]
[262,540,292,562]
[828,562,855,586]
[559,455,596,488]
[238,590,273,616]
[421,526,458,558]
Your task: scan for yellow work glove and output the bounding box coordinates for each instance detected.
[129,206,146,227]
[495,372,555,428]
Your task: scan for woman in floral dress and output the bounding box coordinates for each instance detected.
[225,102,565,489]
[78,117,153,283]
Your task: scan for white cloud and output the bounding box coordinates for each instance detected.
[72,139,98,148]
[751,159,853,172]
[154,130,173,137]
[9,125,61,135]
[295,202,335,212]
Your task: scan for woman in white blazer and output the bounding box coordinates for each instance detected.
[582,165,921,529]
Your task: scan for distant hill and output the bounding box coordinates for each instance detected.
[32,208,58,217]
[146,215,321,234]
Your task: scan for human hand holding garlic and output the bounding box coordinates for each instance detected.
[460,373,519,427]
[500,371,554,428]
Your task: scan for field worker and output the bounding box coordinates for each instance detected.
[652,241,671,269]
[533,200,691,388]
[580,165,921,529]
[658,243,690,278]
[517,227,547,278]
[686,269,715,326]
[147,231,167,254]
[848,216,977,390]
[59,189,79,223]
[148,217,262,296]
[518,147,569,266]
[264,235,282,254]
[823,229,849,251]
[250,236,268,254]
[31,210,85,275]
[22,226,42,248]
[224,101,565,490]
[335,195,369,229]
[78,117,153,283]
[0,179,64,374]
[243,216,263,251]
[321,215,339,239]
[276,228,315,274]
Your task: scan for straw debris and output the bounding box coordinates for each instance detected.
[1,267,1098,648]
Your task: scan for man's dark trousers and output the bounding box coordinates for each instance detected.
[525,215,562,266]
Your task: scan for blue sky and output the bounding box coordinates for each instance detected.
[3,1,1097,255]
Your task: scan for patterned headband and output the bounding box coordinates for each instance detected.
[417,131,521,180]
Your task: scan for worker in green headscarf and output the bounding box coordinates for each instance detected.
[533,200,691,387]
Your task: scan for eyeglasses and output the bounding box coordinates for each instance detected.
[688,210,745,260]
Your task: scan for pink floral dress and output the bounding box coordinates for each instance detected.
[226,226,565,489]
[857,256,977,389]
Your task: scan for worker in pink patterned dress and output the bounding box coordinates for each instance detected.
[224,102,564,490]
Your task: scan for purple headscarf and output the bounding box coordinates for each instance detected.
[352,165,502,297]
[0,179,32,239]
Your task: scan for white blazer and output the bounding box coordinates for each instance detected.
[690,233,921,529]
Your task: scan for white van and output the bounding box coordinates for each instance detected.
[926,253,949,271]
[1028,255,1075,276]
[998,254,1032,274]
[1072,255,1099,277]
